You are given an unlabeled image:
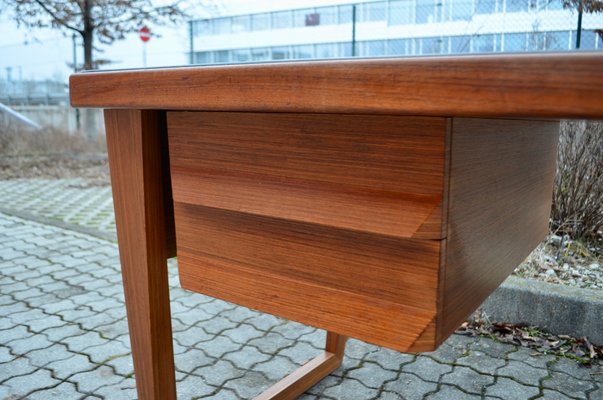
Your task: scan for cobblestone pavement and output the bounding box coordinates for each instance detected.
[0,179,115,236]
[1,211,602,399]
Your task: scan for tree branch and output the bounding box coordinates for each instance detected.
[32,0,82,34]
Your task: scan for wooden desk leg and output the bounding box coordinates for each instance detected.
[255,331,347,400]
[104,109,177,400]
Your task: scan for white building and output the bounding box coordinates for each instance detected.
[189,0,602,64]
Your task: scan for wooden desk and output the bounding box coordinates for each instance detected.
[70,53,603,400]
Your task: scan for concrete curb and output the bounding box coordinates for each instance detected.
[481,275,603,345]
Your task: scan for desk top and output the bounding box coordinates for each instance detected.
[70,53,603,119]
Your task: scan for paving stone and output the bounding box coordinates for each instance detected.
[104,354,134,377]
[25,314,65,333]
[0,357,37,383]
[364,347,415,371]
[175,348,215,374]
[347,361,398,389]
[83,338,131,363]
[540,389,577,399]
[384,372,438,400]
[198,335,242,359]
[27,343,74,367]
[62,331,109,353]
[346,339,378,360]
[322,377,379,399]
[253,355,298,381]
[172,308,214,326]
[41,323,84,342]
[192,360,245,387]
[588,386,602,400]
[278,341,321,365]
[551,357,598,381]
[225,371,274,399]
[94,377,138,399]
[402,356,453,382]
[27,381,81,399]
[441,365,495,394]
[201,316,238,335]
[0,347,12,363]
[248,332,291,355]
[244,313,283,332]
[175,373,216,399]
[8,308,49,326]
[455,349,507,375]
[306,374,343,396]
[95,318,129,340]
[223,346,271,370]
[507,347,557,369]
[70,365,123,393]
[2,368,60,396]
[8,333,53,355]
[430,384,483,399]
[486,377,540,399]
[497,359,549,386]
[56,305,96,322]
[223,323,265,345]
[474,338,517,359]
[1,325,32,343]
[46,353,95,380]
[270,321,316,341]
[543,371,595,399]
[201,300,237,316]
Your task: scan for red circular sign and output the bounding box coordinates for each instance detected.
[139,26,151,43]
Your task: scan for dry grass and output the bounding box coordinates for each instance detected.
[0,126,105,156]
[551,121,603,245]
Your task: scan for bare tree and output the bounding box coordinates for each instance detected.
[2,0,188,70]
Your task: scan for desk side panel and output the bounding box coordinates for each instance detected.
[439,118,559,341]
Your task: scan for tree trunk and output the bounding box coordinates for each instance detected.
[81,0,97,139]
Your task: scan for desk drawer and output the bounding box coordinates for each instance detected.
[167,113,558,352]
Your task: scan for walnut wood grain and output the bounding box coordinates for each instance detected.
[254,332,346,400]
[437,118,560,341]
[70,53,603,119]
[104,109,176,399]
[168,112,446,239]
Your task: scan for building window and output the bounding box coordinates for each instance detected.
[506,0,528,12]
[293,8,312,27]
[545,31,569,50]
[575,30,598,50]
[339,5,354,23]
[195,51,212,64]
[504,33,526,51]
[450,0,473,21]
[252,13,271,30]
[388,39,413,55]
[319,6,339,25]
[389,0,414,25]
[271,46,291,60]
[547,0,564,10]
[233,49,251,62]
[316,43,339,58]
[475,0,497,14]
[213,50,230,63]
[416,0,437,23]
[421,37,445,54]
[213,17,231,35]
[359,1,386,22]
[251,48,270,61]
[194,20,212,36]
[232,15,250,33]
[451,35,472,53]
[272,11,292,29]
[473,34,496,52]
[340,42,354,57]
[292,45,314,59]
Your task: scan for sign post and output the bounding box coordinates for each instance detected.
[139,26,151,67]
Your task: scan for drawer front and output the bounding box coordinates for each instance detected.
[167,112,446,351]
[168,112,447,239]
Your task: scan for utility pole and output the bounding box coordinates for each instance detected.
[72,33,81,131]
[352,5,357,56]
[576,0,583,49]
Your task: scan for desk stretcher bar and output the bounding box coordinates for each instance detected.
[70,53,603,400]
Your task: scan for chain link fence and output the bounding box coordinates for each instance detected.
[190,0,602,64]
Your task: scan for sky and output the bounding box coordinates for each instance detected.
[0,0,354,83]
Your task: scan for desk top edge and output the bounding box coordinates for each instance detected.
[69,53,603,119]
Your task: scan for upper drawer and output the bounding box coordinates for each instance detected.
[167,112,448,239]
